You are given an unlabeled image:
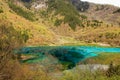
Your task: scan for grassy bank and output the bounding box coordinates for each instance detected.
[81,52,120,64]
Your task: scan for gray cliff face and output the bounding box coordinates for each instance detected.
[20,0,47,9]
[71,0,90,12]
[31,0,47,10]
[21,0,90,12]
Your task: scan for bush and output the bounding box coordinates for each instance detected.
[60,65,120,80]
[0,20,29,80]
[113,9,120,13]
[80,15,87,19]
[0,9,3,13]
[47,0,83,30]
[106,62,120,77]
[0,24,29,52]
[8,2,35,21]
[105,32,118,39]
[54,19,62,26]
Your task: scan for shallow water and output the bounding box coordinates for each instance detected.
[17,46,120,69]
[79,46,120,53]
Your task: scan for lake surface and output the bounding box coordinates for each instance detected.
[17,46,120,69]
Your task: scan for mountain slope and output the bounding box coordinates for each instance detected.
[0,0,57,46]
[71,0,120,26]
[20,0,120,27]
[1,0,120,46]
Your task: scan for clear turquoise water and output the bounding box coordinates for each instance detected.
[17,46,120,68]
[79,46,120,53]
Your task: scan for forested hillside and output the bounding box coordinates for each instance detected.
[0,0,120,80]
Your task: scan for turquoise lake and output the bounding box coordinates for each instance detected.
[17,46,120,69]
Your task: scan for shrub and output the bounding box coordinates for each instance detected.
[0,24,29,52]
[0,9,3,13]
[60,66,120,80]
[113,9,120,13]
[105,32,117,39]
[0,20,29,80]
[8,2,35,21]
[47,0,83,30]
[54,19,62,26]
[106,62,120,77]
[80,15,87,19]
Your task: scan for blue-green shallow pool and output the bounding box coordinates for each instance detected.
[16,46,120,69]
